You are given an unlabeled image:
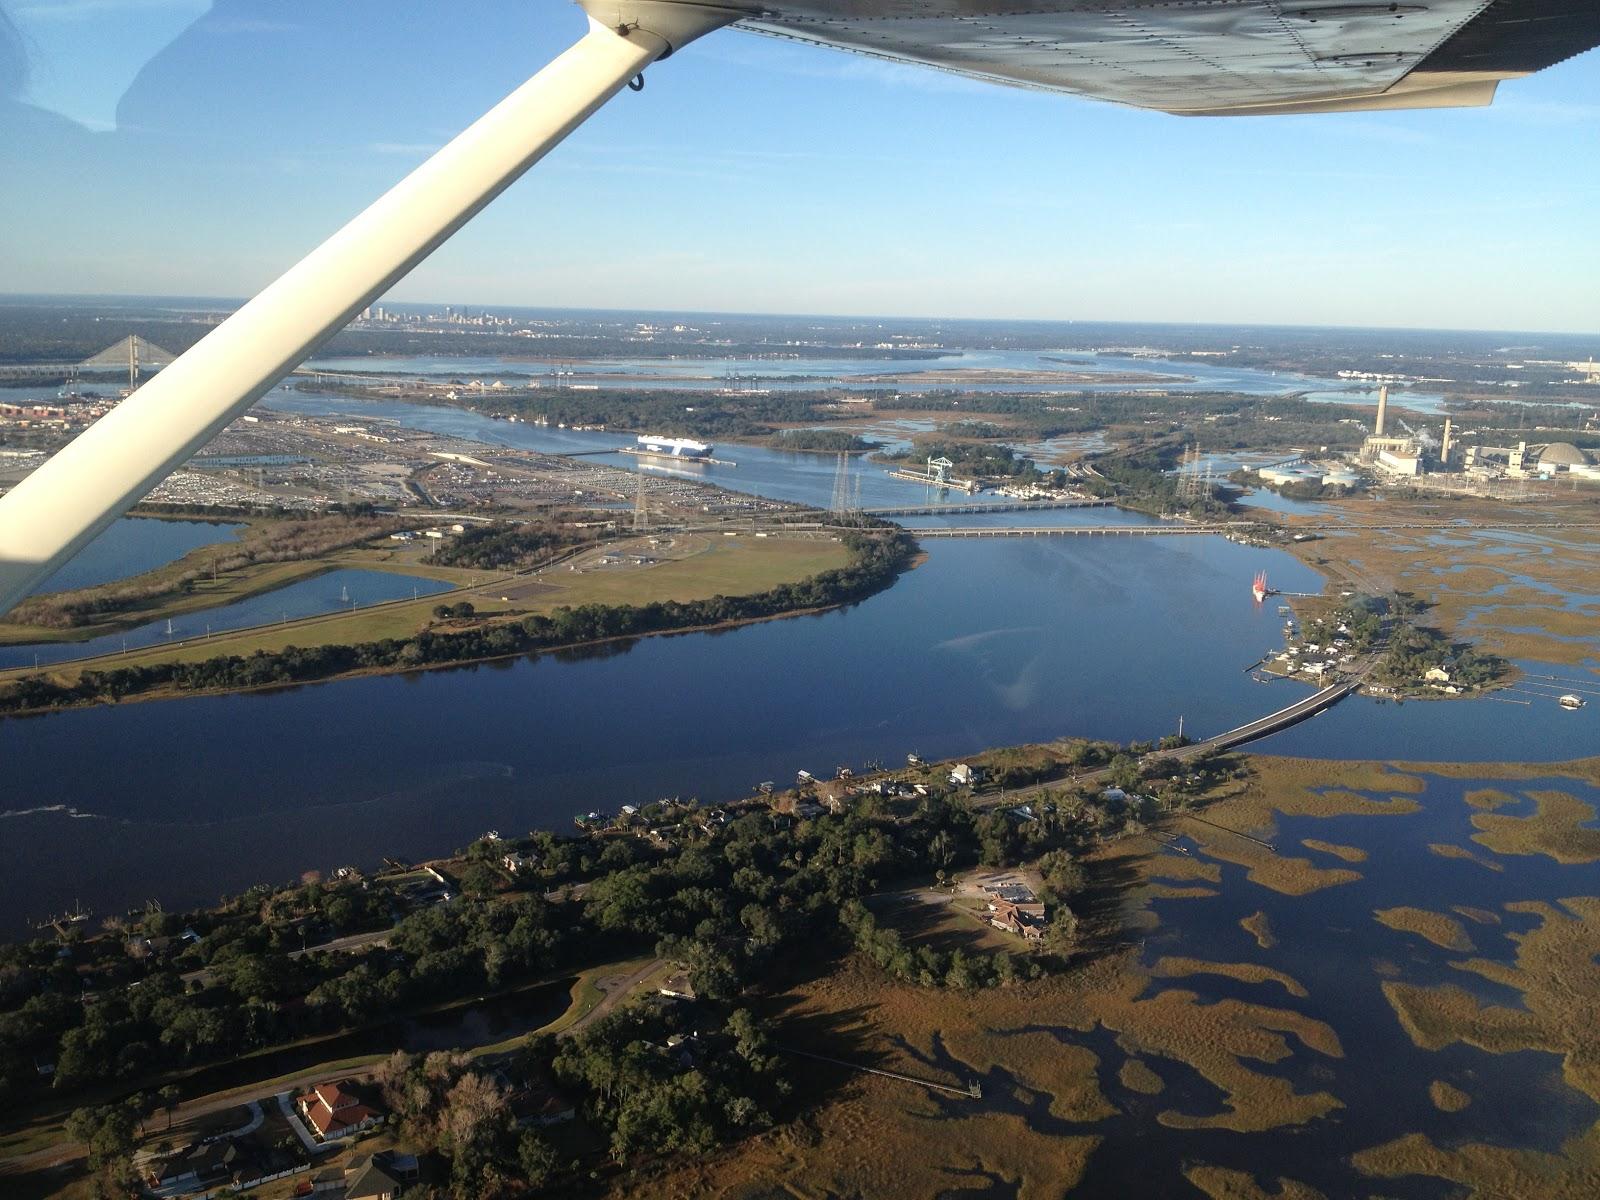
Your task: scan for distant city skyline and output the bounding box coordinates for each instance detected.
[2,1,1598,334]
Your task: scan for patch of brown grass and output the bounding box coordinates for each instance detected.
[1144,883,1219,901]
[1428,843,1506,872]
[1118,1058,1164,1095]
[1147,855,1223,884]
[1151,956,1308,1000]
[1216,758,1425,836]
[1382,897,1600,1105]
[1240,911,1276,950]
[1354,1122,1600,1200]
[1429,1080,1472,1113]
[1470,791,1600,865]
[1374,907,1475,952]
[1300,838,1367,863]
[1186,829,1362,897]
[1183,1165,1327,1200]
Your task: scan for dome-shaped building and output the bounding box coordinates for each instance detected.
[1536,442,1590,468]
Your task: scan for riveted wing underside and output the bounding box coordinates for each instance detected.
[728,0,1600,114]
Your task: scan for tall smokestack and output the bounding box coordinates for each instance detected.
[1441,417,1453,465]
[1375,385,1389,438]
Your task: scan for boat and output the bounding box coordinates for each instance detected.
[636,434,713,460]
[1252,570,1269,604]
[1559,694,1586,710]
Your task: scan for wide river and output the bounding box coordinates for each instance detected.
[0,387,1589,932]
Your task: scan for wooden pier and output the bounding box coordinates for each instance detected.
[779,1046,982,1098]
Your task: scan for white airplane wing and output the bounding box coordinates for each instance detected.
[2,0,1596,614]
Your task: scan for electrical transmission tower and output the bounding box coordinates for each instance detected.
[1177,444,1202,502]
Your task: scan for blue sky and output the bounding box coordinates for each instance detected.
[2,0,1597,333]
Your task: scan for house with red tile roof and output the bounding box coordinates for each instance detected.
[295,1079,384,1142]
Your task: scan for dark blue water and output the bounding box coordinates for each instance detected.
[2,534,1314,927]
[28,517,242,596]
[1,529,1591,932]
[0,568,453,669]
[1058,768,1600,1198]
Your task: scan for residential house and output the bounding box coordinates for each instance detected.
[344,1156,403,1200]
[296,1080,384,1143]
[989,899,1045,941]
[658,968,697,1000]
[948,763,985,787]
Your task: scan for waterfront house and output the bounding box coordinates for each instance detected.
[296,1080,384,1142]
[949,763,985,787]
[988,899,1045,940]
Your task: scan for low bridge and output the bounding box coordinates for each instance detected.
[915,523,1246,537]
[863,498,1114,517]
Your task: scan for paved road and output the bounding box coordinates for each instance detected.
[565,958,665,1037]
[178,926,395,988]
[2,947,649,1180]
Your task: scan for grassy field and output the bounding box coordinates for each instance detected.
[0,534,848,685]
[865,889,1018,955]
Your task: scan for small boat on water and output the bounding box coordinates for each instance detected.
[1559,694,1586,710]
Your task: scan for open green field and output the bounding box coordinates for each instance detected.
[525,534,847,610]
[0,534,848,684]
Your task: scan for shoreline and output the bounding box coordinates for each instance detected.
[0,532,920,717]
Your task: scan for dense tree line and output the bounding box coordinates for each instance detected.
[767,429,876,452]
[0,530,915,713]
[884,439,1040,479]
[0,732,1231,1155]
[431,522,583,570]
[1083,445,1232,518]
[1374,623,1505,690]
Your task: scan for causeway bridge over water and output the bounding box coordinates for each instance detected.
[915,523,1237,538]
[861,498,1114,518]
[975,665,1373,815]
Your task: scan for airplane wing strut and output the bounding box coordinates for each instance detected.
[0,3,739,616]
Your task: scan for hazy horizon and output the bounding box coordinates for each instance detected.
[4,293,1598,343]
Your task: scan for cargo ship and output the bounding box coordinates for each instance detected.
[636,435,713,460]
